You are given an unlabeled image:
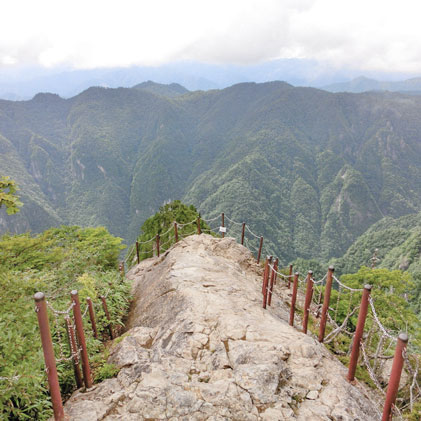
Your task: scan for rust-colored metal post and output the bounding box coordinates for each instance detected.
[34,292,65,421]
[156,234,160,257]
[262,256,270,309]
[197,217,201,234]
[174,222,179,243]
[268,258,278,306]
[241,222,245,245]
[273,258,279,286]
[289,272,299,326]
[262,256,269,295]
[221,213,225,238]
[347,285,372,382]
[257,236,264,264]
[71,290,92,389]
[318,266,335,342]
[302,271,314,334]
[100,295,114,339]
[288,264,293,288]
[65,316,83,389]
[382,333,409,421]
[136,241,140,264]
[86,297,98,339]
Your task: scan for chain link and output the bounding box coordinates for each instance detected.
[361,340,386,394]
[268,264,293,280]
[332,275,364,292]
[245,225,261,239]
[46,300,74,315]
[176,218,197,228]
[224,215,243,226]
[201,214,220,223]
[368,296,398,341]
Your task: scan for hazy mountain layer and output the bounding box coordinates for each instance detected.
[1,82,421,262]
[323,75,421,94]
[1,60,404,100]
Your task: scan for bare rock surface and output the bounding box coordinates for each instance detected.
[64,234,380,420]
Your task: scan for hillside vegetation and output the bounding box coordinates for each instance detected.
[1,82,421,262]
[0,226,130,420]
[333,211,421,312]
[2,202,421,419]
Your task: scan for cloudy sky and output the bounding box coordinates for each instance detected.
[1,0,421,74]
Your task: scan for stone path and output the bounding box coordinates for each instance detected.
[64,234,381,420]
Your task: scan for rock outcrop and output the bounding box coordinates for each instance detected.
[64,234,380,420]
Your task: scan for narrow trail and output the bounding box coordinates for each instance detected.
[64,234,380,420]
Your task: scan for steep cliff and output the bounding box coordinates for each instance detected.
[64,234,380,420]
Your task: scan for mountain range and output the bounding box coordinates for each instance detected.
[1,81,421,263]
[323,75,421,94]
[2,60,419,100]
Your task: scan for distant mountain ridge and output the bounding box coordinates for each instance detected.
[1,81,421,262]
[132,81,189,97]
[323,75,421,93]
[3,60,419,100]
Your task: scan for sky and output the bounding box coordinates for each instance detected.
[2,0,421,74]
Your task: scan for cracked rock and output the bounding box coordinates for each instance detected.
[63,235,380,420]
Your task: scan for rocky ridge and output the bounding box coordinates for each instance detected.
[64,234,380,420]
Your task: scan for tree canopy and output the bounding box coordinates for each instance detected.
[0,176,22,214]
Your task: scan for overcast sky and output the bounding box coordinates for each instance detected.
[1,0,421,74]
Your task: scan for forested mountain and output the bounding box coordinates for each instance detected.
[332,211,421,312]
[1,81,421,262]
[132,81,189,97]
[334,213,421,274]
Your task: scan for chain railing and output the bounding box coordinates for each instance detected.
[29,210,419,420]
[32,265,129,420]
[207,212,419,420]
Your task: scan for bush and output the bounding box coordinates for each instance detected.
[0,226,130,420]
[127,200,213,265]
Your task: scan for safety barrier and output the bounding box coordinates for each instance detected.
[30,211,419,420]
[198,212,419,420]
[33,285,120,420]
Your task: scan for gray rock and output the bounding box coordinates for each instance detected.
[63,234,380,420]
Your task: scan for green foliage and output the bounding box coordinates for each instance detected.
[289,258,327,281]
[0,176,22,214]
[0,226,125,276]
[326,267,419,341]
[127,200,213,265]
[333,212,421,315]
[94,363,120,382]
[313,266,421,416]
[405,402,421,420]
[319,267,420,411]
[2,83,421,264]
[0,226,130,420]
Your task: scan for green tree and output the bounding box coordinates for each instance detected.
[0,226,129,420]
[330,266,418,338]
[0,176,22,214]
[127,200,213,265]
[289,257,327,281]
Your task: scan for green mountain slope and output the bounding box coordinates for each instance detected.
[333,212,421,312]
[334,212,421,274]
[1,82,421,262]
[132,81,189,97]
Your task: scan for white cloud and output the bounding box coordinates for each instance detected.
[1,0,421,73]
